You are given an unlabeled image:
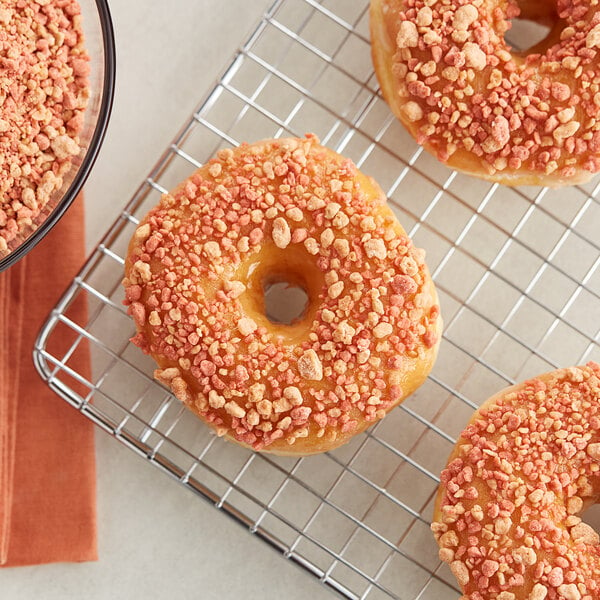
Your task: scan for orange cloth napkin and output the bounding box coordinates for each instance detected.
[0,195,97,567]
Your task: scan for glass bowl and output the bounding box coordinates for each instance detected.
[0,0,116,271]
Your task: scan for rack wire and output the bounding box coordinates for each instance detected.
[34,1,600,598]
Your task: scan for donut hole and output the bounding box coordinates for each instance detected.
[505,3,565,56]
[580,503,600,533]
[505,18,552,53]
[263,280,309,325]
[236,245,325,342]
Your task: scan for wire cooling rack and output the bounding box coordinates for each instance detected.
[34,1,600,598]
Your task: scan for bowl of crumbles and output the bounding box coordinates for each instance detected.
[0,0,115,271]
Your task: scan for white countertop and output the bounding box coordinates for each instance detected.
[3,2,333,598]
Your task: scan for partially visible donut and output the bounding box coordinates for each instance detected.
[432,363,600,600]
[123,135,442,455]
[370,0,600,186]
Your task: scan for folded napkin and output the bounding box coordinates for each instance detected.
[0,195,97,567]
[0,259,26,564]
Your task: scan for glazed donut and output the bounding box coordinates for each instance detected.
[432,363,600,600]
[370,0,600,186]
[122,135,442,455]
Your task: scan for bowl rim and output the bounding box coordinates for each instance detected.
[0,0,117,272]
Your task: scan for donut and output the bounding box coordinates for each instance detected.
[432,363,600,600]
[370,0,600,187]
[122,135,442,455]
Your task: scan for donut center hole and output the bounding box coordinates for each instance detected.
[263,280,309,325]
[505,18,552,53]
[505,2,564,56]
[580,503,600,533]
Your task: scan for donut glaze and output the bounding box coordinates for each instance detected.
[432,363,600,600]
[123,136,442,455]
[371,0,600,186]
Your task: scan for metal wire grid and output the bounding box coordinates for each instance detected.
[33,0,600,598]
